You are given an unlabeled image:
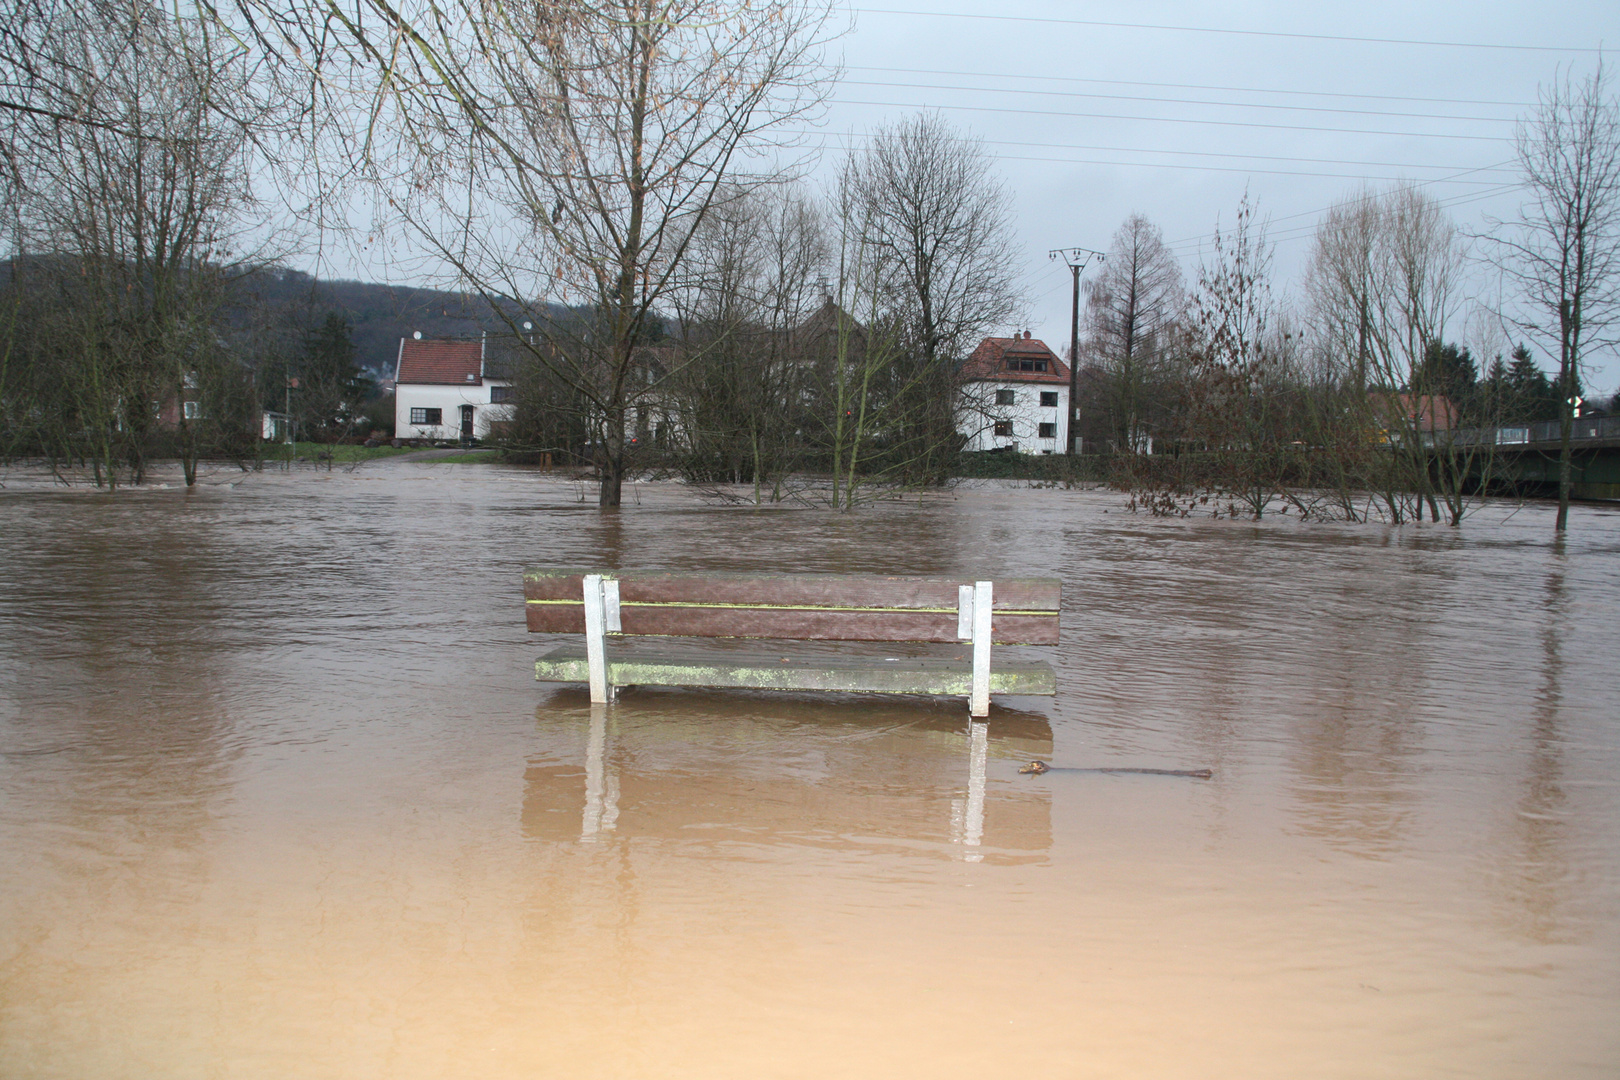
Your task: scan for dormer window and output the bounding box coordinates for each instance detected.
[1006,358,1048,372]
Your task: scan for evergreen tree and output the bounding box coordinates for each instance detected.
[1505,343,1562,423]
[1478,354,1509,420]
[1412,339,1477,411]
[273,313,369,442]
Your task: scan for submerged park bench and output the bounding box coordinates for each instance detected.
[524,569,1061,717]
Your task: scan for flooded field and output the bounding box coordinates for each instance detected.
[1,463,1617,1079]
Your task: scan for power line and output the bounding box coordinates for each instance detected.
[805,136,1510,184]
[851,7,1604,54]
[1158,160,1521,250]
[834,97,1512,142]
[1162,182,1524,256]
[845,65,1536,110]
[796,128,1517,174]
[841,78,1518,124]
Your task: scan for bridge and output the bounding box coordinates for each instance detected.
[1437,415,1620,501]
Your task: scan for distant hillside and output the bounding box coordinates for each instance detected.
[230,268,571,377]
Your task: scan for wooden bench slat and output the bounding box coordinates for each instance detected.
[523,569,1060,644]
[522,569,1060,612]
[525,602,1058,644]
[533,645,1057,696]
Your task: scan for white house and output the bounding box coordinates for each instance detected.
[393,335,515,443]
[957,332,1071,454]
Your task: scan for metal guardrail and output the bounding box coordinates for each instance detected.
[1434,415,1620,448]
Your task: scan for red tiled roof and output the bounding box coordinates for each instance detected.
[396,338,483,385]
[961,335,1070,385]
[1377,393,1460,432]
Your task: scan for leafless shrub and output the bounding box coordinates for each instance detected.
[1486,62,1620,531]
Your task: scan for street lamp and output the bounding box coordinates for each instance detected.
[1048,247,1104,455]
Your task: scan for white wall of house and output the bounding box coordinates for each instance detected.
[394,381,515,440]
[957,381,1069,453]
[261,411,291,442]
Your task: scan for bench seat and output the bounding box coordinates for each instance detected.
[534,644,1057,697]
[524,569,1061,716]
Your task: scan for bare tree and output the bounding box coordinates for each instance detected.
[1306,185,1382,394]
[231,0,835,507]
[1184,194,1289,519]
[1,0,271,486]
[1491,63,1620,531]
[1084,213,1184,453]
[1305,183,1471,523]
[667,184,829,499]
[840,112,1023,482]
[818,186,909,510]
[1372,183,1468,522]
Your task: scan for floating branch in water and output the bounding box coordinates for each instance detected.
[1018,759,1213,779]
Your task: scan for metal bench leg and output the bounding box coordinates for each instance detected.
[970,580,992,717]
[583,573,616,704]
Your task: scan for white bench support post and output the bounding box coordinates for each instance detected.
[582,574,615,704]
[969,580,992,717]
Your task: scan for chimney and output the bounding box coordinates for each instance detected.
[1024,330,1031,340]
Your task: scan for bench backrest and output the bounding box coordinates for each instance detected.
[523,569,1060,645]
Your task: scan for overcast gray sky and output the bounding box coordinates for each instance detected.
[820,2,1620,393]
[326,1,1620,394]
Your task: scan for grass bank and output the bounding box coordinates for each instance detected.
[952,452,1116,484]
[261,441,423,463]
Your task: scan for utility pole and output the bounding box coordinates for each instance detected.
[1049,247,1104,455]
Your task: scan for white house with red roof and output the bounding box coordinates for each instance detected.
[958,332,1071,454]
[393,335,515,442]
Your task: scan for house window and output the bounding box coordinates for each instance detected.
[183,401,202,420]
[489,385,513,404]
[995,389,1015,405]
[993,420,1014,437]
[1007,358,1049,372]
[1038,422,1056,438]
[1040,391,1059,408]
[410,407,442,426]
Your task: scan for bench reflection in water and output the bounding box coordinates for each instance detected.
[522,689,1053,864]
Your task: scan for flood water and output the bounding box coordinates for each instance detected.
[1,463,1617,1079]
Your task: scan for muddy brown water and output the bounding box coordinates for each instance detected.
[1,464,1617,1078]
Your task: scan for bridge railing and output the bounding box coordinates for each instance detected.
[1429,415,1620,449]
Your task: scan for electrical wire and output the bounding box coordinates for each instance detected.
[844,66,1536,110]
[794,127,1516,174]
[840,78,1518,124]
[831,98,1512,141]
[850,7,1604,54]
[804,135,1509,184]
[1162,183,1524,257]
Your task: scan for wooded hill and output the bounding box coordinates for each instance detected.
[231,268,569,377]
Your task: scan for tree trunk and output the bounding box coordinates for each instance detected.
[1556,301,1574,531]
[599,419,625,508]
[1556,407,1573,531]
